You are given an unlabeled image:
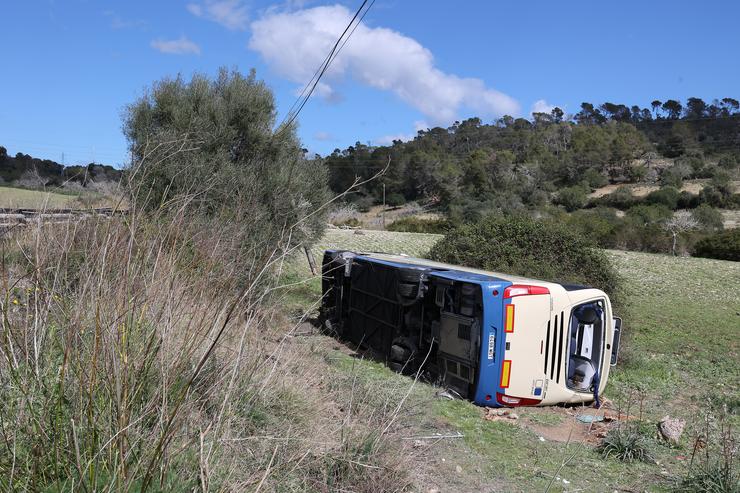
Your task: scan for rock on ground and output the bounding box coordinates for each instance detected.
[658,416,685,445]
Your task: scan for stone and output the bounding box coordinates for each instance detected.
[658,416,685,445]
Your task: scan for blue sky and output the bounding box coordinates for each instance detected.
[1,0,739,167]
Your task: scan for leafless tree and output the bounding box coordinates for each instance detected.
[664,211,699,256]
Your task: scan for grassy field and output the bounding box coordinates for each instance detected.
[0,185,80,208]
[0,185,123,209]
[281,228,739,491]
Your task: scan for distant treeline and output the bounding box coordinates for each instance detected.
[0,145,122,187]
[321,97,740,216]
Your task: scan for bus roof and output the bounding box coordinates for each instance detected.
[354,252,569,289]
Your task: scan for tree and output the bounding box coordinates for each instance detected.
[662,100,683,119]
[575,102,606,124]
[651,100,663,119]
[0,146,6,160]
[600,102,631,121]
[551,107,564,123]
[684,97,707,119]
[663,211,698,256]
[124,67,329,250]
[720,98,739,115]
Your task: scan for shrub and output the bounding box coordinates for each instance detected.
[565,208,621,247]
[718,153,738,170]
[676,154,705,175]
[387,217,450,234]
[597,426,655,464]
[692,204,724,232]
[584,168,609,188]
[595,185,635,210]
[677,191,700,209]
[385,192,406,207]
[693,229,740,261]
[354,195,376,212]
[428,215,622,300]
[554,185,589,212]
[626,164,648,183]
[661,169,685,188]
[328,202,360,226]
[646,186,680,209]
[626,204,673,225]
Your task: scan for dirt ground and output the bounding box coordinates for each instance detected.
[589,179,718,198]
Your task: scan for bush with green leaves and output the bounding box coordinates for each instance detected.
[584,168,609,188]
[428,215,621,300]
[693,229,740,261]
[626,204,673,225]
[554,184,589,211]
[718,153,738,170]
[646,186,681,209]
[565,208,621,247]
[692,204,725,231]
[593,185,635,210]
[124,68,330,257]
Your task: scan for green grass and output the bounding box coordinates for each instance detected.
[0,186,81,208]
[282,228,740,491]
[0,186,117,209]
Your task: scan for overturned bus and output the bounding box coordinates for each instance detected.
[320,250,622,408]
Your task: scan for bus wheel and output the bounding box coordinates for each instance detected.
[389,337,417,374]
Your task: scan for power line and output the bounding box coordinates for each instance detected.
[277,0,373,134]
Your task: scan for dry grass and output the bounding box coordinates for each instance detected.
[0,198,426,491]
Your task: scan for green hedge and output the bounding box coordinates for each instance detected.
[693,229,740,261]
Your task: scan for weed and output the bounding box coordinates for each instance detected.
[676,413,739,493]
[597,425,655,463]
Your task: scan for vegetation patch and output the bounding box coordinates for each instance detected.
[693,229,740,261]
[429,214,622,299]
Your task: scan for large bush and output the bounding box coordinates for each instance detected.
[693,229,740,261]
[554,184,589,211]
[429,215,622,300]
[124,68,329,254]
[645,186,680,209]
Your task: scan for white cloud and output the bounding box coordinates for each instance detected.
[151,36,201,55]
[187,0,249,31]
[248,5,519,124]
[531,99,556,115]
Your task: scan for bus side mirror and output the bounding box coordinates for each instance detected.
[610,317,622,366]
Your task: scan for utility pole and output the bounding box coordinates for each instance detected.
[382,182,386,230]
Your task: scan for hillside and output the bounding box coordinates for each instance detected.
[280,229,739,491]
[0,145,122,188]
[319,99,740,257]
